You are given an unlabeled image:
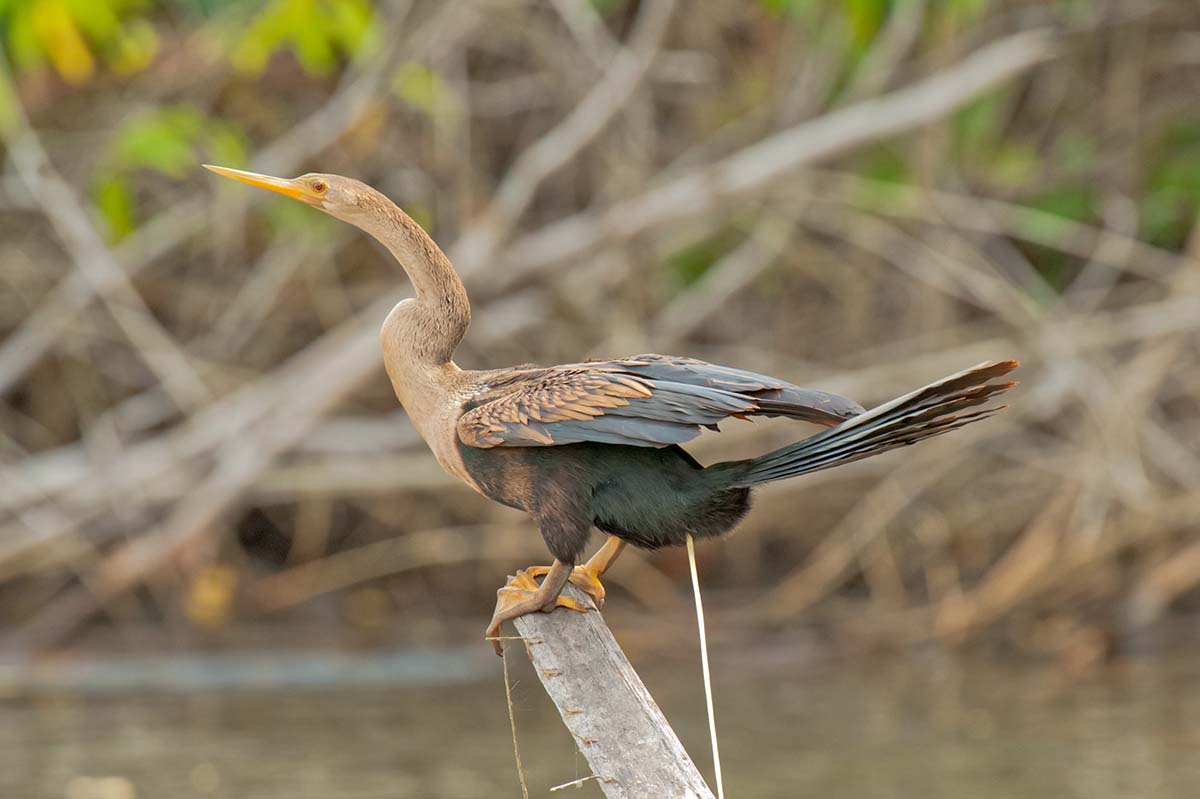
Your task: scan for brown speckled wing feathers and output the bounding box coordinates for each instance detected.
[457,355,865,449]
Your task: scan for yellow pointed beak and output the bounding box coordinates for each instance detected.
[203,164,306,201]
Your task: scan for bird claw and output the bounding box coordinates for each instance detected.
[526,564,607,609]
[485,567,593,656]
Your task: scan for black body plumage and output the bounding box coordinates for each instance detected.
[459,441,750,561]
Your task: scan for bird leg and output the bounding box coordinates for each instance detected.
[525,535,626,609]
[485,560,589,655]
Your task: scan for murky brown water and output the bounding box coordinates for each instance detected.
[4,645,1199,799]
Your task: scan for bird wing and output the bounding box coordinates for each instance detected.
[456,355,864,449]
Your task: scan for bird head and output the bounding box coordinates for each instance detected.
[202,164,381,227]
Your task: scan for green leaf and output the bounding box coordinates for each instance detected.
[952,90,1004,157]
[940,0,990,25]
[589,0,626,16]
[1014,186,1097,293]
[988,143,1039,187]
[0,68,17,135]
[92,105,248,236]
[109,17,158,75]
[2,0,154,83]
[1017,186,1097,243]
[93,175,135,241]
[758,0,818,17]
[329,0,377,60]
[7,5,47,70]
[1053,132,1096,177]
[392,62,461,126]
[846,0,888,49]
[291,15,336,73]
[65,0,121,41]
[1140,120,1200,248]
[860,145,910,185]
[849,146,914,213]
[661,227,747,290]
[228,0,378,76]
[113,111,199,177]
[265,195,336,242]
[203,124,247,167]
[404,201,435,235]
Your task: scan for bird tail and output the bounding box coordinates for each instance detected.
[716,360,1018,488]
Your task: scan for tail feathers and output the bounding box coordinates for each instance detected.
[722,360,1018,488]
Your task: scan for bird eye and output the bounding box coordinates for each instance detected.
[311,180,326,194]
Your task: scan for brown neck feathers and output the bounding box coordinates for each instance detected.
[365,196,470,365]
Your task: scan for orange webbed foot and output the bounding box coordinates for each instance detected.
[485,566,591,655]
[526,563,607,609]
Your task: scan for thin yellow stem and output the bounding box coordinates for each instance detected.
[687,533,725,799]
[502,648,531,799]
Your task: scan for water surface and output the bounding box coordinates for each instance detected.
[4,645,1198,798]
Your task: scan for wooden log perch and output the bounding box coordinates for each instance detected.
[511,585,716,799]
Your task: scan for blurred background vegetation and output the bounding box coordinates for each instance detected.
[2,0,1200,796]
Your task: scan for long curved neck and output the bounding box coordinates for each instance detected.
[368,202,470,366]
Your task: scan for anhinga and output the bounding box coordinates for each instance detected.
[205,165,1017,654]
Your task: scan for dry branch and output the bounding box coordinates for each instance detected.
[490,28,1056,286]
[0,73,210,410]
[450,0,676,272]
[0,0,472,397]
[510,586,716,799]
[5,3,1200,664]
[9,25,1061,647]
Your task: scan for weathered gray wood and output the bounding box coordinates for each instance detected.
[511,585,716,799]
